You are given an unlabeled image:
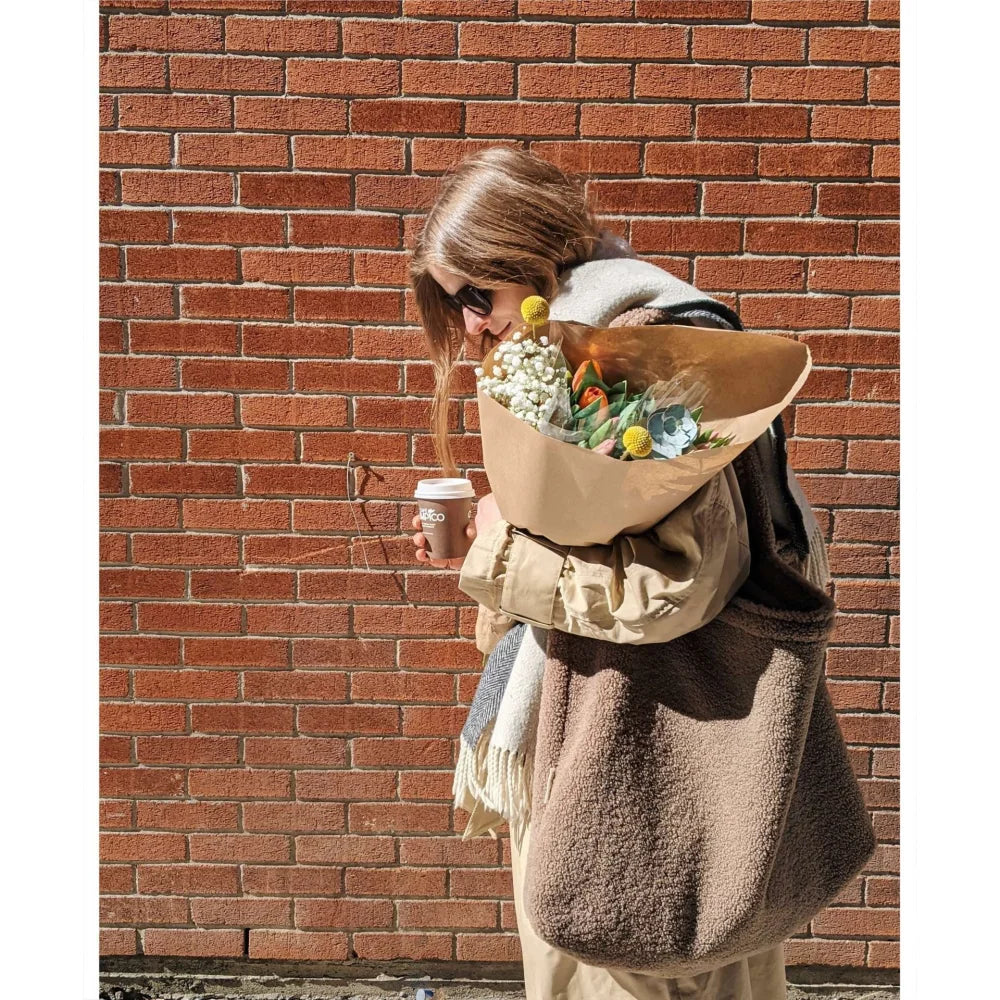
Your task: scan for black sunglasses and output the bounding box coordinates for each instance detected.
[442,284,493,317]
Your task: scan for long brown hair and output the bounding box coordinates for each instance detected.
[409,147,607,478]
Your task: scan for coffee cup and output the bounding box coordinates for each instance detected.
[415,478,476,561]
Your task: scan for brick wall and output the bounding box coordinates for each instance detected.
[99,0,900,973]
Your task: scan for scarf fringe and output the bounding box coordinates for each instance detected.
[453,723,534,850]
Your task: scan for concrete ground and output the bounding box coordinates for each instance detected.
[100,965,901,1000]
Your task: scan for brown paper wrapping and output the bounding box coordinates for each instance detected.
[477,319,811,546]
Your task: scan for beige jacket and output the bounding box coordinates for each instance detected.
[460,463,751,654]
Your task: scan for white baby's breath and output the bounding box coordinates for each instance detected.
[475,335,568,428]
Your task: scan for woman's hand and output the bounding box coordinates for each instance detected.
[411,492,503,570]
[411,511,474,570]
[474,492,502,536]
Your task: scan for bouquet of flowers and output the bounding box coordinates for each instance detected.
[473,295,812,546]
[477,297,737,461]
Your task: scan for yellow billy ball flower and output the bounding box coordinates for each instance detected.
[520,295,550,326]
[622,425,653,458]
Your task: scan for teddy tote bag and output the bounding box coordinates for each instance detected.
[523,443,877,977]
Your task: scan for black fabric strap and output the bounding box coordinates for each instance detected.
[671,306,812,565]
[768,409,812,563]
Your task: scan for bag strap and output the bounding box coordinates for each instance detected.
[729,443,836,631]
[654,303,813,566]
[768,410,812,564]
[615,300,817,570]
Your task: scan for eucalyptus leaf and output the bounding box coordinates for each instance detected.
[617,400,642,429]
[580,407,612,433]
[587,417,616,449]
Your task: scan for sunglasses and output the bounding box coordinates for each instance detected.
[441,283,493,317]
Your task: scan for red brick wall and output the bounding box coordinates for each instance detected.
[99,0,900,973]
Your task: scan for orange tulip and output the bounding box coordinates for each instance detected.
[571,358,604,394]
[578,385,608,410]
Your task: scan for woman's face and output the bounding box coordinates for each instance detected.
[427,264,536,356]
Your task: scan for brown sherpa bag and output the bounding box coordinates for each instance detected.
[523,440,877,977]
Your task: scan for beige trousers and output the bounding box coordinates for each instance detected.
[510,820,788,1000]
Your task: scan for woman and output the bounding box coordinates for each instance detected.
[407,147,823,1000]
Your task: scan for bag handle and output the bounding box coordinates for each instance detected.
[769,412,813,564]
[727,443,836,634]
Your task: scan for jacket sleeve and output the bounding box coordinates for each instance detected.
[459,464,751,647]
